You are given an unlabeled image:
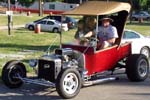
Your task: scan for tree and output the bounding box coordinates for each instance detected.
[17,0,36,7]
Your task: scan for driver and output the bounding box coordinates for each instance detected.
[74,17,97,46]
[74,19,86,45]
[97,15,118,49]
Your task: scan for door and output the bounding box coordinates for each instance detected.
[46,21,55,31]
[37,20,47,31]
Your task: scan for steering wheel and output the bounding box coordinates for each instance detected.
[80,37,99,46]
[89,37,99,42]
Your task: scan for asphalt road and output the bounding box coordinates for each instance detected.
[0,72,150,100]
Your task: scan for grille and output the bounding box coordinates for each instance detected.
[38,59,55,82]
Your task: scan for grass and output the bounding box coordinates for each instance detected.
[0,14,43,26]
[126,22,150,36]
[0,28,75,76]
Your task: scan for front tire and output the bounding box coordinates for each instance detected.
[2,60,26,88]
[126,54,149,82]
[56,68,81,99]
[28,25,34,30]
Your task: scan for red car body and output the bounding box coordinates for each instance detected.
[62,43,131,75]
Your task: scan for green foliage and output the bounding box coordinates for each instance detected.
[17,0,36,7]
[0,0,150,11]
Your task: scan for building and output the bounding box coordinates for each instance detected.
[11,1,79,14]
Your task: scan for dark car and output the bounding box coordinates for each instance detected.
[131,11,150,21]
[63,16,77,29]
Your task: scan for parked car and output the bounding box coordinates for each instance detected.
[2,1,149,99]
[25,19,68,32]
[26,15,77,30]
[122,30,150,58]
[131,11,150,21]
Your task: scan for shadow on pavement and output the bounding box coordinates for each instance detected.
[0,73,150,100]
[0,83,62,100]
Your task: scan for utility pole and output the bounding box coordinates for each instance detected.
[7,0,11,35]
[129,0,133,24]
[80,0,82,4]
[39,0,43,16]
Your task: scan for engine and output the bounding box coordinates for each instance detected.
[29,48,85,83]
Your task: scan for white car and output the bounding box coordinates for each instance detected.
[122,30,150,58]
[25,19,68,32]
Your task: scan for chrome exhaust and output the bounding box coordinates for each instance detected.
[17,75,55,87]
[83,77,117,87]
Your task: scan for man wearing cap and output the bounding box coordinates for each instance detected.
[97,15,118,49]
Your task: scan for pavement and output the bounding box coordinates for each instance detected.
[0,73,150,100]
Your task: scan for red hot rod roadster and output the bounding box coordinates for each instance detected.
[2,1,149,99]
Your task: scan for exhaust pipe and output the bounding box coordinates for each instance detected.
[17,75,55,87]
[83,77,117,87]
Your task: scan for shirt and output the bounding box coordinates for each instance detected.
[97,25,118,42]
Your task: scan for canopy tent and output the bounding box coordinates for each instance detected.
[62,1,131,16]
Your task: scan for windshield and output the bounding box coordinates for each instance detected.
[63,16,96,45]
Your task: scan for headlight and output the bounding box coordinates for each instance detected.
[29,59,37,68]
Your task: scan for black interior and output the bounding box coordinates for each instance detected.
[111,11,129,45]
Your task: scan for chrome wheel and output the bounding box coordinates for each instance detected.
[56,68,81,99]
[63,73,79,95]
[138,59,148,77]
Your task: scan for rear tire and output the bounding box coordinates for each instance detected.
[56,68,81,99]
[126,54,149,82]
[53,28,59,33]
[2,60,26,88]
